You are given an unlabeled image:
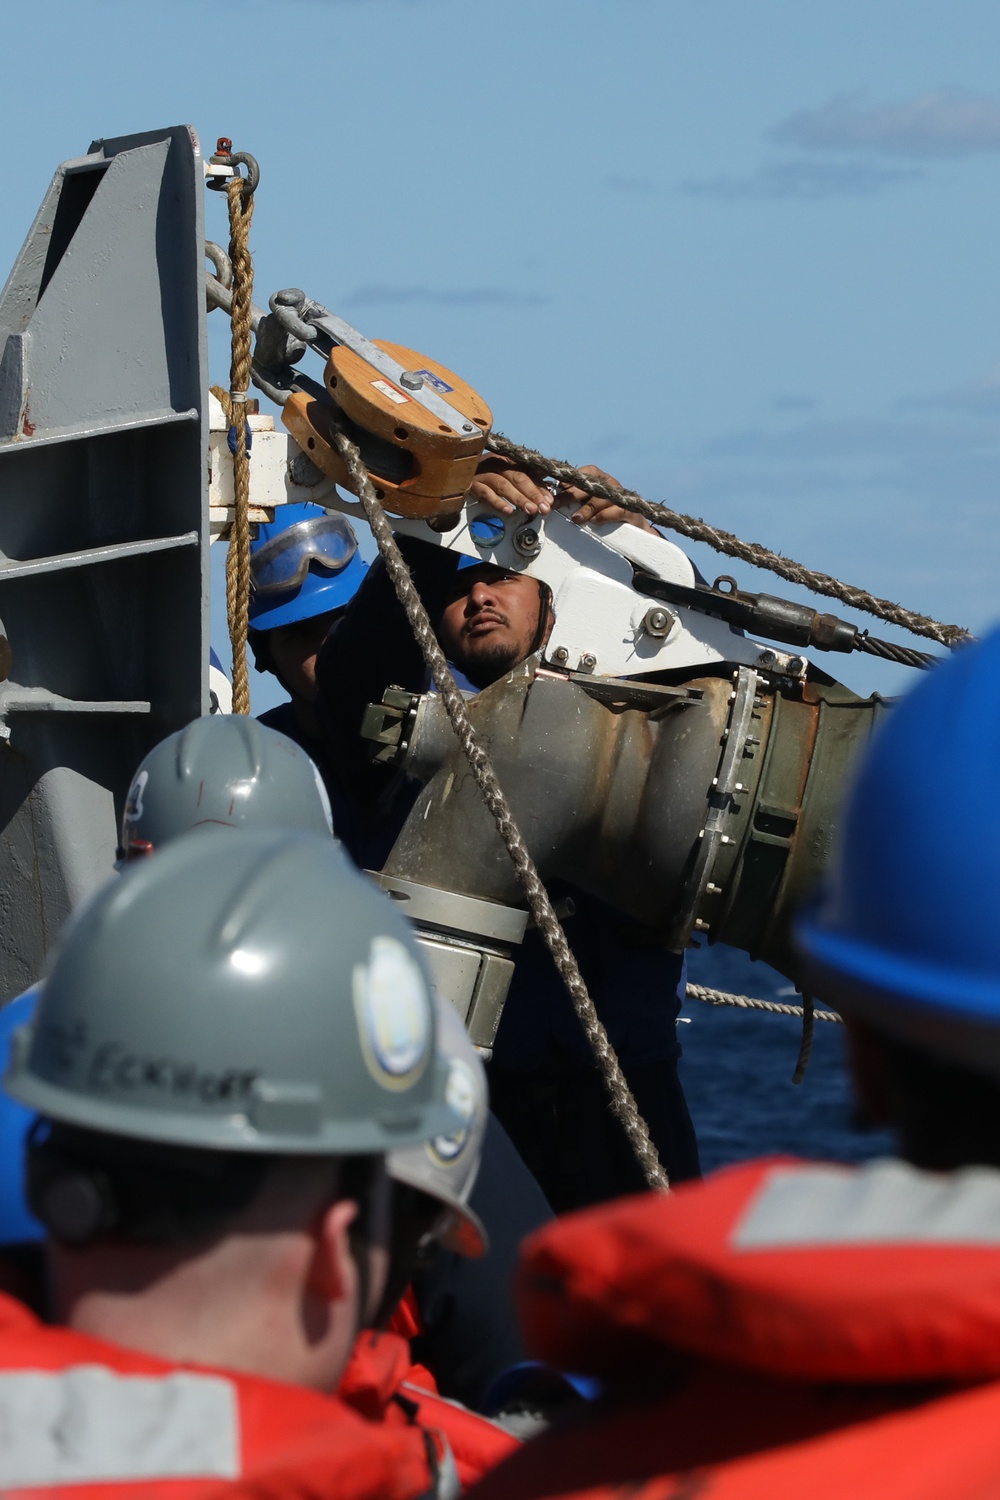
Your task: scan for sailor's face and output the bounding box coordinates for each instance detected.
[437,567,550,685]
[266,611,341,704]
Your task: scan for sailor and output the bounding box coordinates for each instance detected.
[0,715,338,1291]
[340,999,520,1482]
[317,458,699,1209]
[0,828,469,1498]
[248,502,424,869]
[116,711,336,861]
[467,621,1000,1500]
[0,712,548,1423]
[382,998,552,1411]
[248,501,367,755]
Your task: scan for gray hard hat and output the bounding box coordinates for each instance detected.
[388,999,488,1258]
[6,829,457,1155]
[118,715,332,862]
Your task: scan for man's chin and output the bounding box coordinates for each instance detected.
[454,639,525,688]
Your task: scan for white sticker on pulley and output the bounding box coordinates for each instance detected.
[371,380,410,405]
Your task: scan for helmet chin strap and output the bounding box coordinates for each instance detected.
[528,581,554,660]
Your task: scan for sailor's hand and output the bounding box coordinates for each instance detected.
[467,456,553,518]
[557,465,655,532]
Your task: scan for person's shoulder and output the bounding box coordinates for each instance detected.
[257,702,297,735]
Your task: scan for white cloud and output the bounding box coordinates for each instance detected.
[606,174,657,194]
[772,89,1000,159]
[679,158,922,201]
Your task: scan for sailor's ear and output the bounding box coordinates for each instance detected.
[307,1199,359,1306]
[843,1016,895,1128]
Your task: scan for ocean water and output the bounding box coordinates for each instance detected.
[680,943,894,1175]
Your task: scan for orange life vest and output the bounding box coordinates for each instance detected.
[0,1292,441,1500]
[469,1156,1000,1500]
[341,1329,518,1488]
[389,1283,423,1343]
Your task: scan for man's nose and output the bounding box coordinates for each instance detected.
[468,580,497,608]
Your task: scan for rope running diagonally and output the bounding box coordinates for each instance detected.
[485,431,972,653]
[223,170,256,716]
[330,423,671,1192]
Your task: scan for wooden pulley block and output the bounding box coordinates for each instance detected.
[282,341,492,519]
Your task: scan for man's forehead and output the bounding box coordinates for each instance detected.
[451,562,529,590]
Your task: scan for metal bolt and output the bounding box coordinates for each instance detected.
[706,882,721,894]
[513,524,541,556]
[787,656,806,675]
[578,653,597,673]
[694,918,711,931]
[642,605,673,639]
[399,370,424,391]
[745,735,760,746]
[551,646,570,666]
[758,650,778,668]
[462,422,476,432]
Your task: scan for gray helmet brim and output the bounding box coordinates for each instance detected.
[389,1153,489,1258]
[7,1038,460,1157]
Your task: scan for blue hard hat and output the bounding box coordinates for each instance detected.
[249,503,368,632]
[795,623,1000,1052]
[0,987,43,1244]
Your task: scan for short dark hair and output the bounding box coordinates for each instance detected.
[27,1122,375,1247]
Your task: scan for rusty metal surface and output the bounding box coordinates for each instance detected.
[379,660,889,1012]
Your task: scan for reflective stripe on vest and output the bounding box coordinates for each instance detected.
[0,1364,239,1488]
[733,1159,1000,1249]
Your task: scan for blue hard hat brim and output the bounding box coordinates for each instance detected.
[249,554,368,633]
[797,903,1000,1027]
[456,553,514,575]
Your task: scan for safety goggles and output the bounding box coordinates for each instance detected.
[251,514,358,596]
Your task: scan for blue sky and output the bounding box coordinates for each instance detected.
[3,0,998,709]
